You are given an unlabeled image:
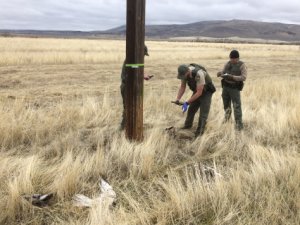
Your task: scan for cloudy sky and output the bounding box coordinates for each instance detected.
[1,0,300,31]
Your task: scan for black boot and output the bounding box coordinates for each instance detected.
[195,120,206,138]
[180,125,192,130]
[224,107,232,123]
[235,121,244,131]
[182,119,193,129]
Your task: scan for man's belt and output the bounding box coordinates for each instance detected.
[223,80,240,89]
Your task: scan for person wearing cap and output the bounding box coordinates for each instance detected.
[217,50,247,130]
[120,45,152,130]
[175,63,216,137]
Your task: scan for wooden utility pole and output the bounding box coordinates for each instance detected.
[125,0,145,141]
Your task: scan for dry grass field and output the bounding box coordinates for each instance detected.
[0,37,299,225]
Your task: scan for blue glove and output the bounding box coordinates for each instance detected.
[182,102,189,113]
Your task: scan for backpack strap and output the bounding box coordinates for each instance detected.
[189,63,207,72]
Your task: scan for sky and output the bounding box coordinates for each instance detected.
[1,0,300,31]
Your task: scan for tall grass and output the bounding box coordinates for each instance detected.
[0,37,299,224]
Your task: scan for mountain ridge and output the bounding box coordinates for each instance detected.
[105,20,300,42]
[1,20,300,42]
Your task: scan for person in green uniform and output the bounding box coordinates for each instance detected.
[175,63,216,137]
[217,50,247,130]
[120,45,151,130]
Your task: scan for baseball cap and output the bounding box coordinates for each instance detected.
[177,64,189,79]
[144,45,149,56]
[230,50,239,59]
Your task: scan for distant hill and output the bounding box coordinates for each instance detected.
[105,20,300,42]
[1,20,300,42]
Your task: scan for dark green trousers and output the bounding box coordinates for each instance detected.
[184,92,212,136]
[120,84,125,129]
[222,85,243,130]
